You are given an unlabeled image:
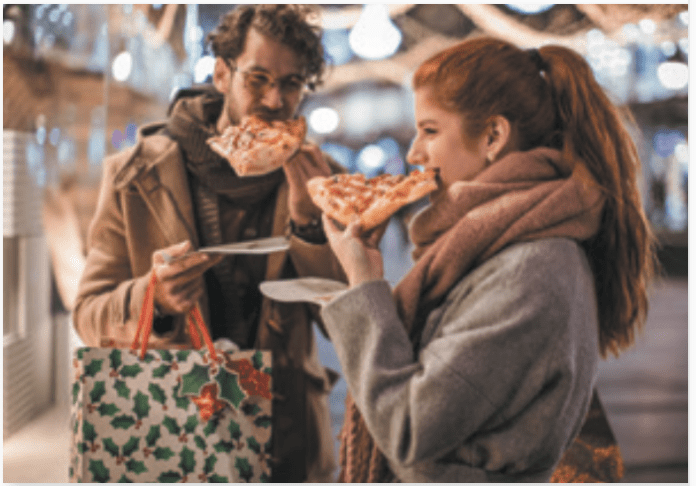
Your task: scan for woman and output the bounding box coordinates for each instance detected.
[319,37,656,482]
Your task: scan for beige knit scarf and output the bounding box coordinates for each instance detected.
[338,147,606,483]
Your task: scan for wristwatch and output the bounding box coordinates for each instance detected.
[288,217,327,244]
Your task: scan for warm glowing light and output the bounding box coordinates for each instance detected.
[3,20,15,44]
[112,51,133,82]
[194,55,215,83]
[309,107,340,134]
[638,19,657,35]
[657,61,688,90]
[506,4,554,14]
[357,145,387,173]
[349,4,402,60]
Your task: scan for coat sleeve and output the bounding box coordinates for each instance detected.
[73,154,185,348]
[320,241,598,471]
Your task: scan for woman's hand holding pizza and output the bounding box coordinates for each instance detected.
[284,143,331,225]
[323,214,386,287]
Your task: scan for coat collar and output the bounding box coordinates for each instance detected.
[114,124,199,248]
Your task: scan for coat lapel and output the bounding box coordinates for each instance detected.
[130,136,199,249]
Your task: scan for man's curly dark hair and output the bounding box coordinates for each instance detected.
[207,4,325,90]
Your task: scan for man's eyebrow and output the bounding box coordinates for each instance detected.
[245,65,305,79]
[417,119,438,127]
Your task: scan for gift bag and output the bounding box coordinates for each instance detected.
[69,273,273,483]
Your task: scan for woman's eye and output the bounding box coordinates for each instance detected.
[424,128,437,135]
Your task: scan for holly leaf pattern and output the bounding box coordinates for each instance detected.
[88,459,110,482]
[115,380,130,399]
[194,435,207,451]
[109,349,122,370]
[125,459,147,474]
[162,417,180,435]
[72,382,80,405]
[179,446,196,474]
[83,421,97,443]
[173,382,190,410]
[111,415,136,430]
[183,415,198,434]
[228,420,242,441]
[213,440,235,453]
[145,425,161,447]
[241,402,261,417]
[204,454,217,474]
[103,437,120,457]
[97,403,120,417]
[120,364,143,378]
[157,471,182,483]
[152,364,170,379]
[89,381,107,403]
[122,437,139,457]
[157,350,174,362]
[215,368,245,408]
[209,474,229,483]
[203,415,220,437]
[84,359,103,377]
[180,363,211,396]
[153,447,175,460]
[254,415,272,428]
[148,383,166,405]
[142,353,156,364]
[252,351,264,370]
[235,457,254,482]
[176,350,191,361]
[133,391,150,420]
[118,473,133,483]
[247,436,261,454]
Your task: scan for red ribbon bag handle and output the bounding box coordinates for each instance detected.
[131,272,218,361]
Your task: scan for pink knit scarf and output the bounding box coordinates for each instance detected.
[339,147,606,483]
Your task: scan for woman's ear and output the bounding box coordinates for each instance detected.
[213,57,231,94]
[485,115,513,162]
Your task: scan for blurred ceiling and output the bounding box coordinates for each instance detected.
[309,4,689,92]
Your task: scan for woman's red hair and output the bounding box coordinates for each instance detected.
[414,37,658,357]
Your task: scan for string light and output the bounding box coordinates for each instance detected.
[309,107,340,134]
[349,4,402,61]
[505,4,554,14]
[112,51,133,82]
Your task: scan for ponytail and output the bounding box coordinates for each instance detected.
[538,45,658,357]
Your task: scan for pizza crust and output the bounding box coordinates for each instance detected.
[208,115,307,177]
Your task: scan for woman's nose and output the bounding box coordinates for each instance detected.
[406,141,425,166]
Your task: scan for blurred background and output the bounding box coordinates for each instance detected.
[2,4,688,483]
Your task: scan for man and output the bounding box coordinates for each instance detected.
[74,5,345,482]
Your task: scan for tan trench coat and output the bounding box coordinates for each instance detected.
[74,124,346,482]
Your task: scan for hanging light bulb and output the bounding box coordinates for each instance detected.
[349,4,402,61]
[657,61,688,90]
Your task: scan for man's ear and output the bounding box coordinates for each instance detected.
[485,115,512,162]
[213,57,231,93]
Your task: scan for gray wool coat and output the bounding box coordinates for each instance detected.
[321,237,599,482]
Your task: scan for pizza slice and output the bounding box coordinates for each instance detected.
[307,168,439,230]
[208,115,307,177]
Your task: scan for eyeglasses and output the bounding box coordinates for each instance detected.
[224,59,309,97]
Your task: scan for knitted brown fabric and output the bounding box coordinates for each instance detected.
[338,148,606,482]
